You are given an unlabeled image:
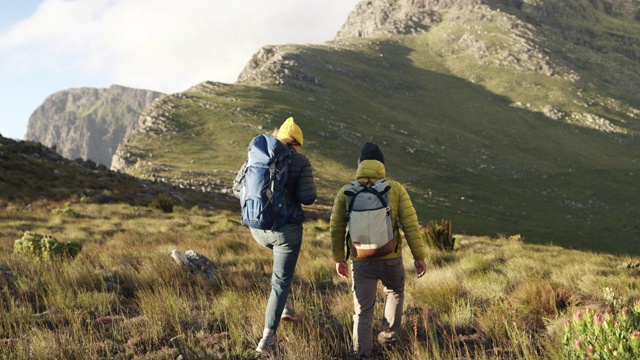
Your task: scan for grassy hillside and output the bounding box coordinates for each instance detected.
[1,201,640,359]
[114,31,640,254]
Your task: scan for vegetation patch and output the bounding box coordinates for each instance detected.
[13,231,82,261]
[0,203,639,358]
[149,193,174,213]
[423,219,456,251]
[563,293,640,359]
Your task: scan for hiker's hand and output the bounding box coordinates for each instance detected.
[415,259,427,278]
[336,261,349,279]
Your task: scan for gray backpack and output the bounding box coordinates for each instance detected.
[344,179,396,259]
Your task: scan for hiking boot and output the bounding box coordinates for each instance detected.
[280,308,296,321]
[377,331,398,347]
[280,293,296,321]
[255,329,275,356]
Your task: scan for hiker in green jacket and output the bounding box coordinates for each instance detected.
[330,142,427,359]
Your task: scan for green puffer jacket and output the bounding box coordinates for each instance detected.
[330,159,426,262]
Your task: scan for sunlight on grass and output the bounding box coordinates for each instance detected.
[2,202,640,358]
[138,286,192,338]
[462,270,510,304]
[411,267,465,316]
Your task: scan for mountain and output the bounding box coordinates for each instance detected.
[335,0,640,97]
[25,85,165,168]
[100,0,640,254]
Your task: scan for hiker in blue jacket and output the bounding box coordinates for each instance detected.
[233,117,317,356]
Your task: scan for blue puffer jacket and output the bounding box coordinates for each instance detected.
[284,147,317,223]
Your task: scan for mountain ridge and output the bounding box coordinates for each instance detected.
[17,0,640,254]
[26,84,164,167]
[0,132,236,211]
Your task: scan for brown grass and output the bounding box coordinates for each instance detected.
[1,202,640,359]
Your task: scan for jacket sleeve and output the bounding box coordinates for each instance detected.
[330,188,348,262]
[295,155,317,205]
[394,181,426,260]
[232,161,247,199]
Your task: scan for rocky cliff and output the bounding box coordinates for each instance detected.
[333,0,640,96]
[25,85,164,167]
[336,0,640,39]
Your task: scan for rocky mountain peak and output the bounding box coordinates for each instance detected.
[236,45,324,90]
[335,0,640,40]
[25,85,164,168]
[335,0,456,40]
[332,0,640,98]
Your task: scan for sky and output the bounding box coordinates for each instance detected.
[0,0,360,140]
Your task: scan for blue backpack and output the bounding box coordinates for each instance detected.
[237,134,292,230]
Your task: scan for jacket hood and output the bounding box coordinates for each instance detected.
[355,159,386,181]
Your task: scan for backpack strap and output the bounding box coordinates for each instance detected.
[255,158,291,231]
[376,180,401,253]
[345,189,362,221]
[365,186,390,214]
[343,182,363,261]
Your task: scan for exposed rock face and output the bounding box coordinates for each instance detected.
[335,0,455,39]
[111,92,185,172]
[336,0,640,40]
[236,46,324,90]
[334,0,640,96]
[25,85,164,167]
[234,0,639,98]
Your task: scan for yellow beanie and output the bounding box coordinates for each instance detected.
[276,117,304,146]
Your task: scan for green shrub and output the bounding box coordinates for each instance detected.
[13,231,82,261]
[149,193,174,213]
[51,202,80,217]
[562,289,640,359]
[422,219,455,251]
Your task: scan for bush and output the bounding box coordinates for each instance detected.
[149,193,174,213]
[562,289,640,359]
[51,202,80,217]
[13,231,82,261]
[422,219,455,251]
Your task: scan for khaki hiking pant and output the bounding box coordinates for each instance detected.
[350,257,405,358]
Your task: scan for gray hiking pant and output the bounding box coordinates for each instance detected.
[251,223,302,332]
[350,257,405,358]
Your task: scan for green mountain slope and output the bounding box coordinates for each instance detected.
[113,0,640,254]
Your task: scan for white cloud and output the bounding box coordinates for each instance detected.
[0,0,359,140]
[1,0,106,70]
[0,0,360,93]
